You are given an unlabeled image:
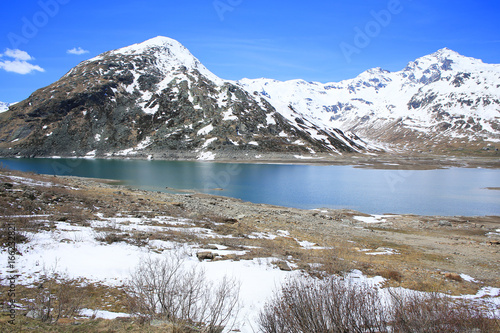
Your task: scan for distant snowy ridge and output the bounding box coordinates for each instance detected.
[237,47,500,149]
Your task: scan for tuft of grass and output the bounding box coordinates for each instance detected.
[378,269,403,282]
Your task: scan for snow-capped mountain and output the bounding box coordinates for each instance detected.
[0,37,498,159]
[238,48,500,152]
[0,37,366,159]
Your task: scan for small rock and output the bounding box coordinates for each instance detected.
[276,261,292,271]
[444,272,463,282]
[223,254,239,261]
[26,310,41,319]
[438,220,452,227]
[197,251,214,261]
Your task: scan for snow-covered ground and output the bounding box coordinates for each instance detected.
[1,211,302,331]
[2,211,499,331]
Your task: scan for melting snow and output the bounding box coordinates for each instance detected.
[198,151,216,160]
[197,124,214,136]
[354,215,389,224]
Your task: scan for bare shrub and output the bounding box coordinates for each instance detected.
[259,277,497,333]
[259,276,389,333]
[27,269,85,323]
[95,232,128,244]
[389,289,498,332]
[126,251,240,332]
[0,218,39,246]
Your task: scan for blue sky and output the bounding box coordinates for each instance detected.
[0,0,499,103]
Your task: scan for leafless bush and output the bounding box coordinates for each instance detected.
[389,289,499,332]
[259,276,498,333]
[94,231,128,244]
[126,251,240,332]
[259,276,389,333]
[27,269,85,323]
[0,218,37,246]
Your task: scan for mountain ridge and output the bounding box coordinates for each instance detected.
[0,37,498,159]
[237,45,500,153]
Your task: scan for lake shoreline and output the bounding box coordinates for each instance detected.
[1,152,500,170]
[2,155,499,216]
[2,168,498,286]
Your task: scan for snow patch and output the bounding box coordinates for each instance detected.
[198,124,214,136]
[354,215,389,224]
[198,151,216,160]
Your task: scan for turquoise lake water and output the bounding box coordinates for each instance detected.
[1,158,499,216]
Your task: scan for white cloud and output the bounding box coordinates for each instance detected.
[0,60,45,74]
[0,49,44,74]
[67,47,89,55]
[4,49,32,61]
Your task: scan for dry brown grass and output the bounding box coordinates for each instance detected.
[377,269,403,282]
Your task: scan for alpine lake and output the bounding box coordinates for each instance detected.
[1,157,499,217]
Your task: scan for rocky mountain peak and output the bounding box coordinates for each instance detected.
[65,36,221,85]
[403,48,494,76]
[0,37,367,159]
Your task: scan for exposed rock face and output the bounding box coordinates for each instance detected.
[0,37,366,159]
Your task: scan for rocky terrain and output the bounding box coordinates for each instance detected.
[0,37,498,160]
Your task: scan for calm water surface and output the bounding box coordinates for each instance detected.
[1,158,499,216]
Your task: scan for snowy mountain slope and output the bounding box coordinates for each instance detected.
[0,37,366,159]
[0,102,9,113]
[238,48,500,151]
